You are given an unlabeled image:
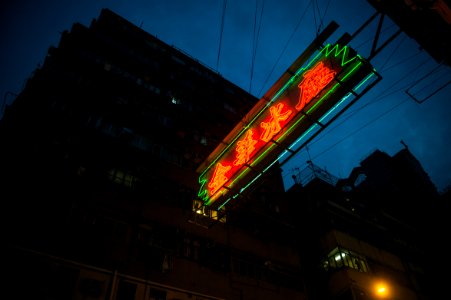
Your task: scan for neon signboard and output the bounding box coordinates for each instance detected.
[197,43,374,208]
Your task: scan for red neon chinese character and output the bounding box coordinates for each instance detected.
[295,61,336,111]
[260,103,292,142]
[208,163,231,195]
[234,129,258,166]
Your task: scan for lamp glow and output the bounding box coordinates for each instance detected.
[373,280,391,299]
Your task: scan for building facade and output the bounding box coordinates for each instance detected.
[2,8,304,300]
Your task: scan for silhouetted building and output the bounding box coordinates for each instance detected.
[287,146,441,299]
[1,8,304,300]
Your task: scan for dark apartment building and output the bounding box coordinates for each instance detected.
[1,7,444,300]
[287,145,443,299]
[1,8,305,300]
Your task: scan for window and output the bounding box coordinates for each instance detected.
[192,200,226,223]
[161,254,173,273]
[159,146,181,166]
[322,247,368,272]
[149,288,166,300]
[131,135,151,151]
[116,280,136,300]
[182,236,199,260]
[171,55,186,65]
[108,169,136,188]
[78,278,104,299]
[171,97,181,105]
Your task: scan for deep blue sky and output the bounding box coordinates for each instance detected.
[2,0,450,192]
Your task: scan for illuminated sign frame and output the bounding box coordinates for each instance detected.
[197,43,375,208]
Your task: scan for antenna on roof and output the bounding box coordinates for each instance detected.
[400,140,408,150]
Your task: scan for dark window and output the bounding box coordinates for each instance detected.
[116,280,136,300]
[79,278,104,299]
[149,288,167,300]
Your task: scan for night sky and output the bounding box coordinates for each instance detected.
[2,0,450,192]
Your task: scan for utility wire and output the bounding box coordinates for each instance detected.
[314,0,323,34]
[310,95,410,161]
[250,0,265,94]
[379,34,406,71]
[405,62,444,92]
[295,57,444,169]
[320,0,333,28]
[382,49,422,72]
[282,93,411,182]
[410,64,448,92]
[311,0,318,35]
[406,63,451,102]
[354,23,396,51]
[250,0,259,93]
[308,56,430,147]
[216,0,228,72]
[257,0,312,97]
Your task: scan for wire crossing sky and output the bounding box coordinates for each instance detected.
[2,0,450,192]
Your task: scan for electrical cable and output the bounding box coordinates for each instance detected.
[312,0,318,36]
[308,56,431,147]
[310,95,410,161]
[406,64,451,102]
[379,34,406,71]
[405,62,444,92]
[250,0,259,93]
[274,3,448,186]
[216,0,228,72]
[257,0,312,97]
[250,0,265,94]
[381,49,422,72]
[320,0,333,28]
[413,65,449,93]
[353,23,396,51]
[284,56,435,175]
[311,55,429,144]
[314,0,323,34]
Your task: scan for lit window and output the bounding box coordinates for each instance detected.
[108,169,136,188]
[192,199,205,215]
[171,97,181,105]
[322,247,368,272]
[191,199,226,223]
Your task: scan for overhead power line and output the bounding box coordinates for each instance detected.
[216,0,228,72]
[307,56,430,148]
[320,0,333,29]
[250,0,265,94]
[379,34,406,70]
[257,0,312,97]
[310,95,409,161]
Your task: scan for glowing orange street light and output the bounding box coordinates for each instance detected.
[373,280,391,299]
